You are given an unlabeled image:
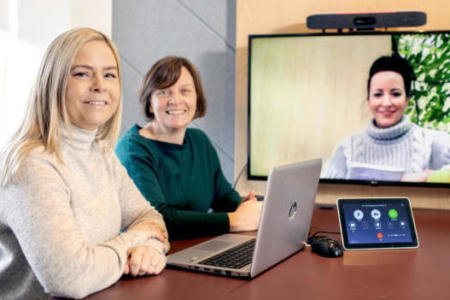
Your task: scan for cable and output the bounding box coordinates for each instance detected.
[233,161,248,189]
[307,231,341,244]
[311,230,341,237]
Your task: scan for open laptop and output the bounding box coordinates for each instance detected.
[167,158,322,278]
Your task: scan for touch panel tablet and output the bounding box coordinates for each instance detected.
[337,198,419,250]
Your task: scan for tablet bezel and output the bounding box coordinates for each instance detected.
[337,197,419,250]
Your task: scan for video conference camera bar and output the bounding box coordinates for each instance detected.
[307,11,427,32]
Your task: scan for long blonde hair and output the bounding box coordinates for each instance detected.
[1,27,122,186]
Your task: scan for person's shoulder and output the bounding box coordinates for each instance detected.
[426,127,449,138]
[185,128,219,157]
[16,146,63,182]
[116,125,155,152]
[186,127,208,138]
[335,132,358,148]
[186,128,212,144]
[411,124,449,139]
[25,146,57,165]
[116,125,164,168]
[117,125,142,144]
[421,126,450,146]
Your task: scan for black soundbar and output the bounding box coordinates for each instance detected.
[307,11,427,30]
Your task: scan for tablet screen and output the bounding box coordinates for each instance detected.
[337,198,419,249]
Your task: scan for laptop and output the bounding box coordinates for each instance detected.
[167,158,322,278]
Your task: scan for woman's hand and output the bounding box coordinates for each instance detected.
[401,170,432,182]
[241,190,257,202]
[228,191,263,232]
[123,245,166,276]
[128,221,168,247]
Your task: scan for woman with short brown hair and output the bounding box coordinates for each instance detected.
[116,56,262,240]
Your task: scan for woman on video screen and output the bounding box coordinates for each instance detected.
[324,55,450,183]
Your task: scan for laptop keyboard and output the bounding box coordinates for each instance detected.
[198,239,256,269]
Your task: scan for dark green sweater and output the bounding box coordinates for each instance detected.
[115,125,241,240]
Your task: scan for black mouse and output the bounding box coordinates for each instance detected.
[310,237,343,257]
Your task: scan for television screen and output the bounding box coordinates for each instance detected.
[248,31,450,187]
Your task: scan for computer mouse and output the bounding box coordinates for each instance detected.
[310,237,343,257]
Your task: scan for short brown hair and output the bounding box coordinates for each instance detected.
[139,56,207,121]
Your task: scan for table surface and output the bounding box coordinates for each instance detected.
[78,207,450,300]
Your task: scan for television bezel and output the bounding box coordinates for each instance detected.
[247,30,450,188]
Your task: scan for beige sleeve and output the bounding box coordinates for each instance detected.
[5,156,150,299]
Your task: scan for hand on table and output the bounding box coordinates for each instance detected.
[123,245,166,276]
[402,170,432,182]
[128,221,169,249]
[228,190,263,232]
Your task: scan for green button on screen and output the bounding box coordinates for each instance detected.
[389,209,398,219]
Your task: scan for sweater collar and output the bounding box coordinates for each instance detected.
[367,116,413,141]
[62,124,98,152]
[134,124,188,149]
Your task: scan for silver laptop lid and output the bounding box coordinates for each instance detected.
[250,158,322,277]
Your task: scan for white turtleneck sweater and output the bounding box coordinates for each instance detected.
[324,117,450,180]
[0,126,168,299]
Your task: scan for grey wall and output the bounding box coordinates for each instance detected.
[112,0,236,183]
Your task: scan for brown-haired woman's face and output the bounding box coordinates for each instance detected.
[150,67,197,132]
[65,40,120,130]
[368,71,408,128]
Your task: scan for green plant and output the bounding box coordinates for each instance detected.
[393,33,449,132]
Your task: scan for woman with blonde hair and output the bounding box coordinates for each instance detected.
[0,28,169,299]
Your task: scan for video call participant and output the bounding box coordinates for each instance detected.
[324,55,450,182]
[115,56,262,240]
[0,28,169,300]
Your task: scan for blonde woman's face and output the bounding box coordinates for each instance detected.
[65,40,120,131]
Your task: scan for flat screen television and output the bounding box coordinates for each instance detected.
[248,31,450,187]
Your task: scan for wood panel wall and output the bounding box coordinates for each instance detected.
[235,0,450,209]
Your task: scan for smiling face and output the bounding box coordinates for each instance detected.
[368,71,408,128]
[150,67,197,133]
[65,40,120,131]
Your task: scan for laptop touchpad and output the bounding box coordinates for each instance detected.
[194,240,235,251]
